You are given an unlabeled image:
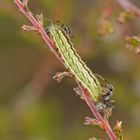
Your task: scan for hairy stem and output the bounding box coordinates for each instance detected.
[13,0,117,139]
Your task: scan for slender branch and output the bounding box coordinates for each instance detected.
[79,83,117,140]
[115,0,140,17]
[14,0,64,64]
[13,0,117,139]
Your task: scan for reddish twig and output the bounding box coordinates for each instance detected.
[79,83,117,140]
[13,0,117,140]
[115,0,140,17]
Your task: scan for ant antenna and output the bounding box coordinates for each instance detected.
[94,74,110,84]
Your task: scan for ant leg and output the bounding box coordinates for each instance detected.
[95,102,106,111]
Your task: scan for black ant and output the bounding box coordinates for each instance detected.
[94,74,114,111]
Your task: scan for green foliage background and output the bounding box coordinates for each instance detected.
[0,0,140,140]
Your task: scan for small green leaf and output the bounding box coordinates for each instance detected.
[98,19,113,35]
[125,36,140,54]
[118,11,134,23]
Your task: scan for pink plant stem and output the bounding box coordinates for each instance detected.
[13,0,117,140]
[79,83,117,140]
[14,0,64,64]
[115,0,140,17]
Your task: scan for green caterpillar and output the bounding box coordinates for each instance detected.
[46,23,102,102]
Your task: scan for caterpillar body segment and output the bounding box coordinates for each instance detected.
[46,23,102,102]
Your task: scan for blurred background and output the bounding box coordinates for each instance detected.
[0,0,140,140]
